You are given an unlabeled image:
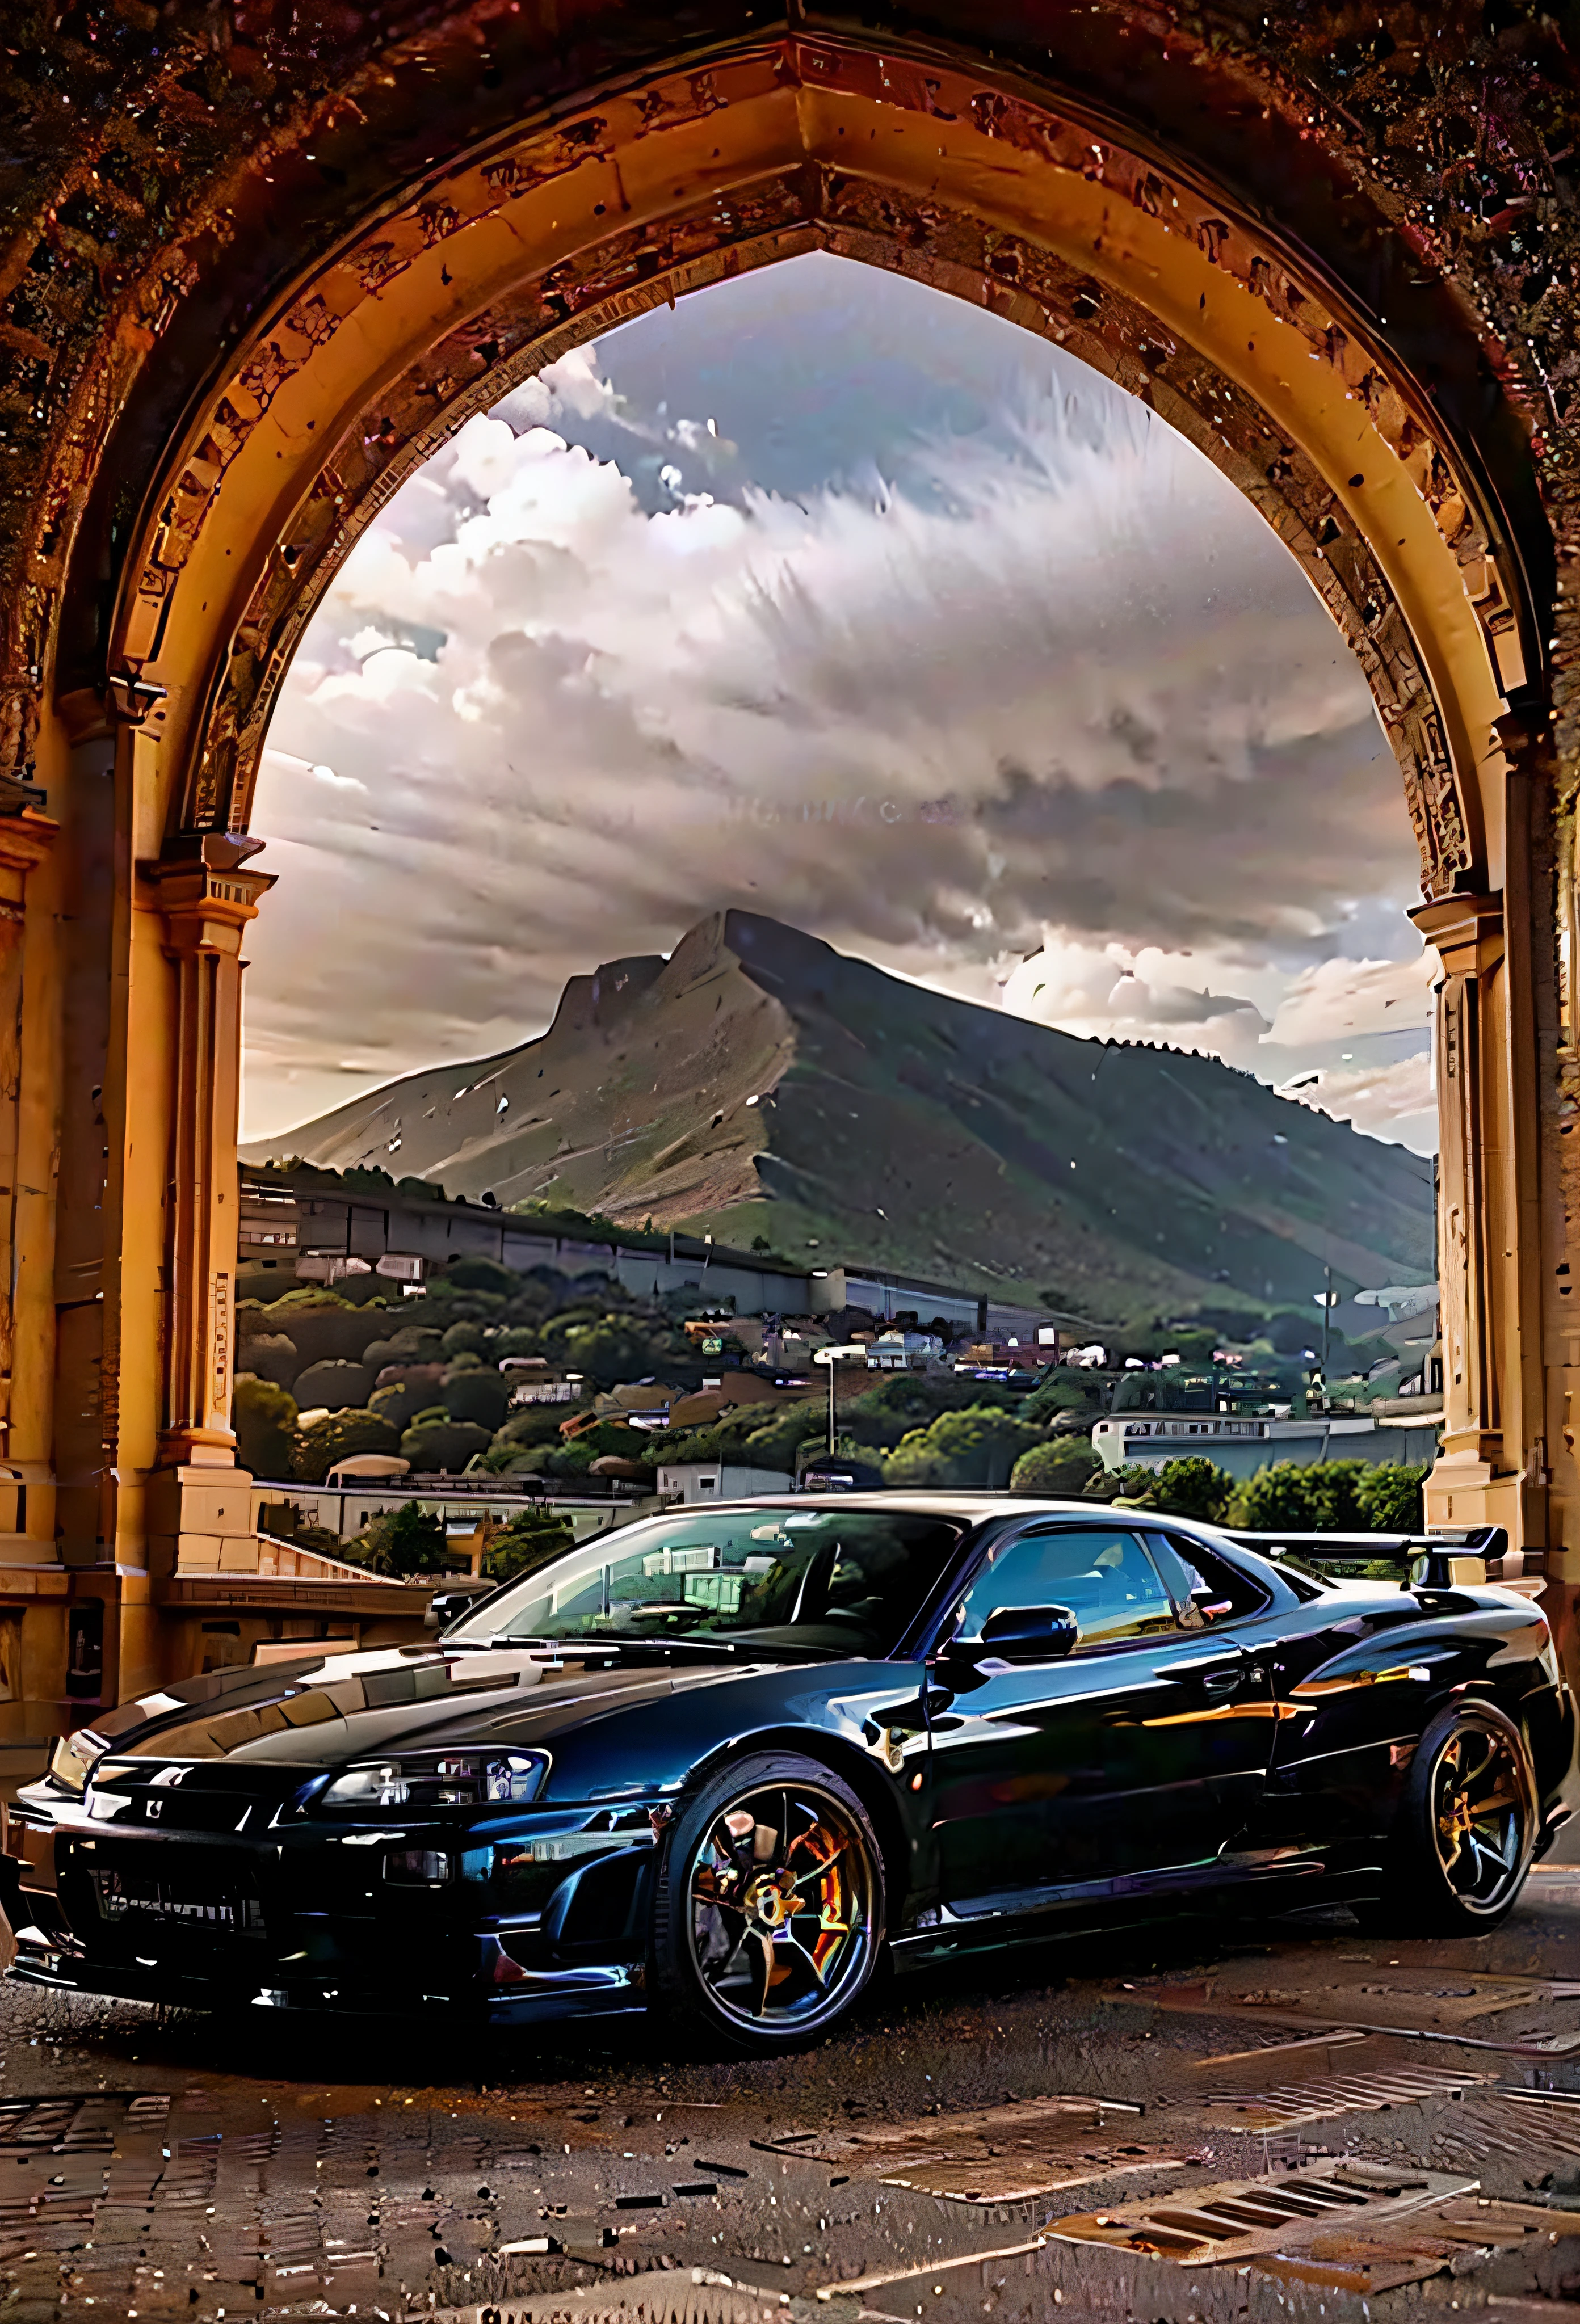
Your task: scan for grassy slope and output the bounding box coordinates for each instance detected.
[249,910,1434,1325]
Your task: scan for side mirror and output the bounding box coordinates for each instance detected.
[974,1604,1080,1662]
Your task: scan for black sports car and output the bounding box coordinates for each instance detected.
[2,1496,1573,2050]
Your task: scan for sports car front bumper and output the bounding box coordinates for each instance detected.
[0,1790,664,2023]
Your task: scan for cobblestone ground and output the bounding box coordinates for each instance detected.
[1,1855,1578,2324]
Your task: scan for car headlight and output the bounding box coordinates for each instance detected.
[49,1728,110,1797]
[319,1750,549,1812]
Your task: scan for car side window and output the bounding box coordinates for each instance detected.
[1152,1531,1274,1623]
[953,1525,1178,1653]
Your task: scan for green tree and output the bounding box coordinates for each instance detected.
[1226,1459,1371,1531]
[839,1372,1021,1452]
[1113,1455,1235,1522]
[740,1403,828,1473]
[1008,1437,1102,1494]
[239,1332,299,1389]
[1019,1373,1096,1424]
[293,1357,376,1412]
[485,1506,575,1583]
[234,1375,299,1478]
[400,1412,493,1473]
[371,1378,424,1433]
[556,1316,672,1390]
[884,1405,1043,1488]
[363,1324,444,1372]
[441,1366,511,1430]
[354,1500,448,1577]
[1356,1462,1429,1532]
[289,1407,400,1484]
[444,1256,520,1295]
[489,1405,574,1455]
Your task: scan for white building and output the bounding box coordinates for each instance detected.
[657,1462,796,1505]
[1092,1409,1443,1481]
[867,1329,944,1371]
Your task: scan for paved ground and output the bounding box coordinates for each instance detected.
[2,1855,1579,2324]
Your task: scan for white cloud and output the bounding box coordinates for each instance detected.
[245,334,1425,1143]
[1264,948,1436,1047]
[1280,1050,1436,1144]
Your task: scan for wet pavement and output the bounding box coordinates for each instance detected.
[2,1852,1578,2324]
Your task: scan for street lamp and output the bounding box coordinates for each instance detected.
[813,1342,869,1457]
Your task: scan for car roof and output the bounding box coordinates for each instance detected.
[644,1493,1112,1525]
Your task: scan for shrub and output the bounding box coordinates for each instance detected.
[234,1375,299,1478]
[257,1295,389,1369]
[884,1405,1043,1489]
[363,1326,444,1371]
[354,1501,448,1577]
[491,1405,574,1454]
[440,1320,486,1359]
[1008,1438,1102,1495]
[371,1379,423,1433]
[741,1404,829,1473]
[1019,1374,1098,1424]
[400,1415,493,1473]
[240,1332,299,1388]
[293,1358,376,1412]
[1356,1462,1430,1533]
[1112,1455,1235,1522]
[1081,1463,1154,1504]
[443,1256,520,1295]
[289,1407,400,1484]
[556,1316,676,1390]
[441,1367,511,1430]
[1226,1459,1372,1532]
[485,1508,576,1584]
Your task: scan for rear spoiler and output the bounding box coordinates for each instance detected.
[1223,1525,1544,1592]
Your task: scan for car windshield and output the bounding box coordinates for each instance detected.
[444,1505,965,1660]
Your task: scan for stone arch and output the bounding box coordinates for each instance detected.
[100,40,1522,903]
[0,9,1570,1712]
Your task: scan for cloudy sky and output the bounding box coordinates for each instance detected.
[244,251,1435,1152]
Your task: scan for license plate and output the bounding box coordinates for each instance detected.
[91,1870,264,1932]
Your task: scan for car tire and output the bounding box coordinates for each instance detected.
[1362,1699,1538,1936]
[652,1752,885,2053]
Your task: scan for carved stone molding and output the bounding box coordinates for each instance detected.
[144,834,275,1468]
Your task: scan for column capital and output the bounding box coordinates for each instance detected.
[0,807,58,880]
[1410,889,1503,978]
[144,831,275,948]
[0,799,57,874]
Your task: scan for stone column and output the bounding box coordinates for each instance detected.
[0,807,58,1555]
[142,833,275,1467]
[1410,892,1525,1536]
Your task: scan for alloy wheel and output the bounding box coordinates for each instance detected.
[1428,1718,1531,1915]
[687,1781,876,2030]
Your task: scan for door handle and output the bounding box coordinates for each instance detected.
[1158,1656,1244,1687]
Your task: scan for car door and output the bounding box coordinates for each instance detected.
[927,1521,1272,1920]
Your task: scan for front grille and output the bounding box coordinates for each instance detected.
[60,1838,272,1964]
[90,1867,266,1935]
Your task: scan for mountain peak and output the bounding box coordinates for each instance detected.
[249,913,1432,1320]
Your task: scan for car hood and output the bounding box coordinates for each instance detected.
[82,1643,729,1774]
